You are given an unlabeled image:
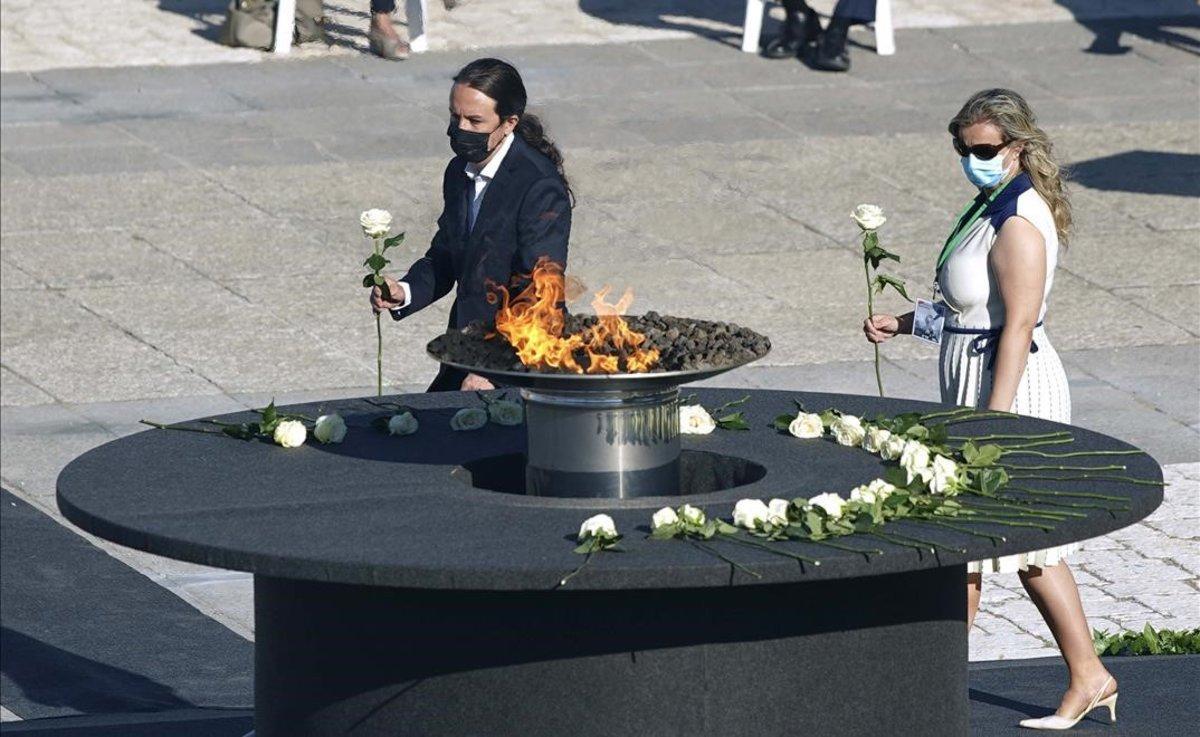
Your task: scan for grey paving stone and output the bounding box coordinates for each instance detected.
[170,136,341,168]
[3,142,185,177]
[0,367,55,406]
[1,229,194,288]
[1062,344,1200,427]
[0,121,138,151]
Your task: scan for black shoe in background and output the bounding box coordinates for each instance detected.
[809,21,850,72]
[763,8,822,59]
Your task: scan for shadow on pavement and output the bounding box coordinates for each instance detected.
[1054,4,1200,55]
[1070,151,1200,197]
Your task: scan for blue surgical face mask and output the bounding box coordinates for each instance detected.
[961,153,1010,189]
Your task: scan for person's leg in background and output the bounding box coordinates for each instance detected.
[810,0,875,71]
[368,0,410,60]
[762,0,822,59]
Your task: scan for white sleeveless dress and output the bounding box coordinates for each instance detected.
[936,173,1076,574]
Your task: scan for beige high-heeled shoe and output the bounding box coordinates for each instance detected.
[1019,676,1117,730]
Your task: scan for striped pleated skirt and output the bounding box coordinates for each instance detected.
[939,325,1078,573]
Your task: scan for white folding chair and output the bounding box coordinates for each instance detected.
[741,0,894,56]
[273,0,430,54]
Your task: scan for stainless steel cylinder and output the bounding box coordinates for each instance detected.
[521,386,680,498]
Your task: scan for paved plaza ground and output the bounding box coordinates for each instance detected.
[1,0,1198,726]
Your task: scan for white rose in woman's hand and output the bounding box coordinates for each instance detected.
[788,412,824,439]
[313,413,347,444]
[651,507,679,531]
[450,407,488,431]
[487,400,524,426]
[851,203,887,231]
[578,514,618,542]
[679,405,716,435]
[831,414,866,447]
[732,499,771,531]
[387,412,419,436]
[273,419,307,448]
[360,209,393,238]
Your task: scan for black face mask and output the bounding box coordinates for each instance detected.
[447,122,500,163]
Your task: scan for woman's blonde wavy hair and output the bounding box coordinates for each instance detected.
[949,88,1072,247]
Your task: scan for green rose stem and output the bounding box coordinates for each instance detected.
[938,411,1021,424]
[1006,486,1133,502]
[999,463,1127,472]
[716,534,822,566]
[806,537,885,560]
[917,514,1055,531]
[1002,449,1146,459]
[138,420,222,435]
[686,539,763,579]
[863,239,884,397]
[918,408,976,421]
[949,432,1072,443]
[559,537,606,588]
[994,494,1129,513]
[373,236,384,396]
[1007,473,1164,486]
[964,502,1083,520]
[250,408,315,423]
[916,519,1007,544]
[870,530,966,555]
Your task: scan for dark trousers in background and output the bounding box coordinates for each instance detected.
[372,0,395,12]
[782,0,876,24]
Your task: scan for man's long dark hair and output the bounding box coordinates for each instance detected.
[454,58,573,205]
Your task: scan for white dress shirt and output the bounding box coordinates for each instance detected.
[390,132,516,312]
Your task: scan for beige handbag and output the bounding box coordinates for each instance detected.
[219,0,327,50]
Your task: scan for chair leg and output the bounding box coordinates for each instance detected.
[742,0,767,53]
[273,0,296,54]
[874,0,895,55]
[408,0,429,52]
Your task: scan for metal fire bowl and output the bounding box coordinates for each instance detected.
[426,347,770,392]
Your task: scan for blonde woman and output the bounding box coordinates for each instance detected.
[863,89,1117,731]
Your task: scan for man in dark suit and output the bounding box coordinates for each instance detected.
[370,59,572,392]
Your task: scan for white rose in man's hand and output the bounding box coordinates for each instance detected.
[808,492,847,519]
[450,407,488,431]
[680,405,717,435]
[733,499,771,531]
[851,203,887,231]
[360,209,393,239]
[313,413,347,444]
[788,412,824,439]
[578,514,618,542]
[831,414,866,447]
[388,412,419,436]
[487,400,524,426]
[273,419,307,448]
[651,507,679,531]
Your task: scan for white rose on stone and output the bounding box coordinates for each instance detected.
[831,414,866,447]
[680,504,706,526]
[272,419,307,448]
[487,400,524,426]
[861,425,891,454]
[313,413,347,444]
[652,507,679,530]
[851,478,897,505]
[733,499,772,531]
[929,455,961,495]
[900,439,933,485]
[387,412,419,436]
[788,412,825,439]
[680,404,717,435]
[851,203,887,231]
[360,208,393,239]
[880,434,907,461]
[768,498,791,526]
[578,513,618,542]
[450,407,488,431]
[808,492,847,519]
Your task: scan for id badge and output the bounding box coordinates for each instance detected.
[912,299,947,346]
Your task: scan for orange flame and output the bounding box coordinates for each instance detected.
[489,257,660,374]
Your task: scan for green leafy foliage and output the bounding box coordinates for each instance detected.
[364,252,389,273]
[383,232,406,250]
[873,273,912,302]
[1093,624,1200,656]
